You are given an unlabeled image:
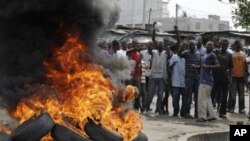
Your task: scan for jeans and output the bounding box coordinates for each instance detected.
[141,83,147,110]
[145,78,165,113]
[228,77,245,111]
[183,77,199,116]
[162,79,171,113]
[212,80,229,115]
[172,87,185,115]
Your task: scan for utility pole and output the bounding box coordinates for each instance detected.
[142,0,147,28]
[148,8,152,24]
[132,0,135,27]
[175,4,179,26]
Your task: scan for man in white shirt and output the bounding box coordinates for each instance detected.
[145,41,167,115]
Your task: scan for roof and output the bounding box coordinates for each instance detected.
[229,32,250,37]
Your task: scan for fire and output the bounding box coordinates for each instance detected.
[11,34,143,141]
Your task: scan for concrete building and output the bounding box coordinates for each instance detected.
[117,0,229,32]
[117,0,169,27]
[150,15,229,32]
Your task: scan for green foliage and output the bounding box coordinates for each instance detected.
[229,0,250,28]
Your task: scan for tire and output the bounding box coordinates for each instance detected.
[11,112,54,141]
[84,119,123,141]
[0,131,11,141]
[51,124,92,141]
[132,132,148,141]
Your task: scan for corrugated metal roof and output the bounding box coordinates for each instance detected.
[230,32,250,37]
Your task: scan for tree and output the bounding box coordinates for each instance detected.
[181,11,188,18]
[229,0,250,29]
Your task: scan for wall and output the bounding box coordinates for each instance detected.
[117,0,169,26]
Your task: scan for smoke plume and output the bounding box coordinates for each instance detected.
[0,0,121,108]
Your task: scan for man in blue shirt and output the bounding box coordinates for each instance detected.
[196,37,206,58]
[169,45,186,116]
[197,41,220,122]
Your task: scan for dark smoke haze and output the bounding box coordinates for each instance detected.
[0,0,120,108]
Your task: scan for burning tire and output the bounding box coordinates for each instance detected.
[51,124,92,141]
[0,131,11,141]
[132,132,148,141]
[84,119,123,141]
[11,112,54,141]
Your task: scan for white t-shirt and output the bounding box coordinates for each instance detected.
[140,49,152,76]
[117,49,127,58]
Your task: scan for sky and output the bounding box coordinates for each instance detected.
[167,0,242,30]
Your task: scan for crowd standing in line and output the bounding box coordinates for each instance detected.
[99,26,250,122]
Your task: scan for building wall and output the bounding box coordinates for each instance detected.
[156,17,229,32]
[117,0,169,27]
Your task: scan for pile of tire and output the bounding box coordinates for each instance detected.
[0,113,148,141]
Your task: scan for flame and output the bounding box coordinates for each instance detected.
[11,34,143,141]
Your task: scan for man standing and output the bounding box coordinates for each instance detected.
[140,41,153,90]
[212,39,233,119]
[196,37,206,58]
[246,49,250,119]
[140,42,153,112]
[127,40,142,110]
[117,41,127,57]
[145,41,167,115]
[197,41,219,122]
[228,40,247,114]
[170,45,186,116]
[180,41,201,118]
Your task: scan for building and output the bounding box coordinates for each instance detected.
[117,0,169,27]
[117,0,229,32]
[154,15,229,32]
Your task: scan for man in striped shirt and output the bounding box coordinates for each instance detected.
[140,60,148,112]
[180,41,201,118]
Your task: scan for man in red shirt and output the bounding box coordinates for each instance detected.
[127,40,142,111]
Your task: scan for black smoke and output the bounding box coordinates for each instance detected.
[0,0,120,109]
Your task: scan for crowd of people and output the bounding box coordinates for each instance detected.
[99,29,250,122]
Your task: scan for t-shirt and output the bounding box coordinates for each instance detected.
[196,46,206,58]
[200,53,217,86]
[117,49,127,58]
[150,50,167,79]
[182,51,201,79]
[232,52,246,77]
[140,60,147,83]
[170,54,185,87]
[140,50,152,76]
[212,51,233,81]
[128,51,141,77]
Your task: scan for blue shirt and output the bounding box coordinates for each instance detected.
[170,54,185,87]
[200,53,215,86]
[196,46,206,58]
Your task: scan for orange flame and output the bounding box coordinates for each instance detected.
[11,34,143,141]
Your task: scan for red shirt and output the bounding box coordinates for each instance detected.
[128,51,141,77]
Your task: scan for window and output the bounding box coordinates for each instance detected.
[195,22,200,29]
[209,23,213,30]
